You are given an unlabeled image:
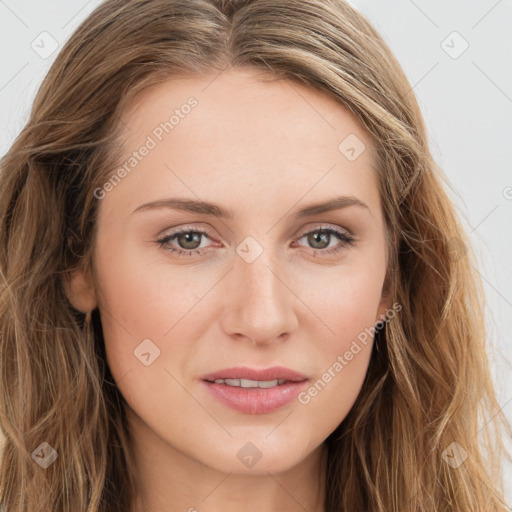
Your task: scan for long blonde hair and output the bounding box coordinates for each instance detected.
[0,0,510,510]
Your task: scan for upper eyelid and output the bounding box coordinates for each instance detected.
[296,223,352,237]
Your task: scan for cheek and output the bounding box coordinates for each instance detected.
[292,258,385,421]
[91,233,215,390]
[300,253,386,348]
[94,243,215,435]
[93,233,218,338]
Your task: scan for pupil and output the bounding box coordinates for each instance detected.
[309,231,329,249]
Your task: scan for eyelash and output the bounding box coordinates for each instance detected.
[155,225,355,258]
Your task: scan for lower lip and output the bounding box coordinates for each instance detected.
[202,380,309,414]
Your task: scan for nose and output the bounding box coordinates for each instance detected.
[218,245,299,346]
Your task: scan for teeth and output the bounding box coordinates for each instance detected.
[211,378,287,388]
[240,379,259,388]
[256,379,278,388]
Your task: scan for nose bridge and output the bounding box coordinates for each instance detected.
[222,237,297,342]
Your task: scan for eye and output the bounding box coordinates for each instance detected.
[155,227,213,257]
[294,225,355,256]
[155,224,355,258]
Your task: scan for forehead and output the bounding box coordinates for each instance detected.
[120,67,376,157]
[105,68,380,218]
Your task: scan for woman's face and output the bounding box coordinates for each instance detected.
[70,68,390,475]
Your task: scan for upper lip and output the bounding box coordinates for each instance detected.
[201,366,308,382]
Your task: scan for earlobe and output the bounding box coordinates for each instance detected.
[63,268,98,313]
[375,269,393,324]
[375,297,392,325]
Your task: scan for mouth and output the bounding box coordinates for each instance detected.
[204,377,291,388]
[201,365,308,383]
[201,366,309,414]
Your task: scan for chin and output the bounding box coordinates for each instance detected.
[190,433,317,475]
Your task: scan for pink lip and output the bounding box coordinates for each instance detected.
[201,366,308,382]
[201,366,309,415]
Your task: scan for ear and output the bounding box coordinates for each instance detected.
[374,266,393,324]
[375,229,399,324]
[63,267,98,313]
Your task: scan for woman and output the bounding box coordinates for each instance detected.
[0,0,510,510]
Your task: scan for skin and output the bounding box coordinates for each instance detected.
[65,67,391,512]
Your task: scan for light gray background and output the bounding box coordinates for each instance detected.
[1,0,511,503]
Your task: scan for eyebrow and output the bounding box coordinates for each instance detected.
[131,195,369,218]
